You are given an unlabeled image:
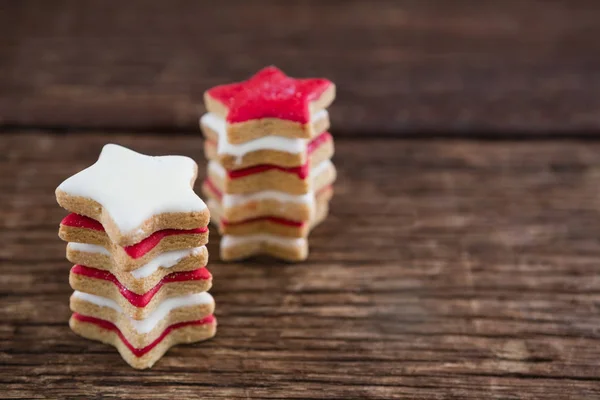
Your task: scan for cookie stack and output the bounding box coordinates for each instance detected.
[200,66,337,261]
[55,144,216,369]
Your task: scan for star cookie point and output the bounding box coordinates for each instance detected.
[57,144,208,246]
[205,67,334,132]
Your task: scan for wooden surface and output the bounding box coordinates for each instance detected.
[3,0,600,135]
[3,1,600,395]
[2,132,600,398]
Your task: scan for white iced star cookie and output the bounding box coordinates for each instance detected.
[56,144,209,246]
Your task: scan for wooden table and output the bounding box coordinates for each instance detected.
[2,133,600,398]
[3,1,600,399]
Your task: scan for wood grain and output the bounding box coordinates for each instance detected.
[1,132,600,398]
[2,0,600,135]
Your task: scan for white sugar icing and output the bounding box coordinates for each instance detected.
[73,291,214,334]
[130,246,206,279]
[57,144,207,237]
[201,109,328,163]
[221,234,305,249]
[129,292,213,333]
[222,190,314,208]
[310,159,333,178]
[68,242,110,256]
[67,243,206,279]
[74,291,122,312]
[210,158,333,209]
[208,160,227,178]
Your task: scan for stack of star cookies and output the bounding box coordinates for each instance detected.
[200,66,337,261]
[55,144,216,369]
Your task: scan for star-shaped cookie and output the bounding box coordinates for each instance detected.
[204,66,335,144]
[56,144,209,247]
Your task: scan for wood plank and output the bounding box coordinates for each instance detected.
[2,0,600,134]
[2,132,600,398]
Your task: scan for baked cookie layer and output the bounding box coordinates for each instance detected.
[70,290,214,348]
[202,177,333,223]
[59,214,209,272]
[207,186,332,238]
[217,198,330,262]
[67,243,208,294]
[69,265,212,320]
[56,144,210,247]
[207,158,336,195]
[204,66,335,143]
[220,234,308,262]
[201,112,332,169]
[70,313,216,369]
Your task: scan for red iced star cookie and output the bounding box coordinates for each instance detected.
[207,66,332,124]
[204,66,335,144]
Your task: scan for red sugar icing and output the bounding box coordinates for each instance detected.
[204,132,332,181]
[307,132,332,155]
[204,179,223,199]
[71,265,211,307]
[227,163,309,180]
[61,214,208,259]
[72,313,215,357]
[222,216,304,228]
[61,213,104,231]
[121,227,207,259]
[207,66,332,124]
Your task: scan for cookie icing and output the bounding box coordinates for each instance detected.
[57,144,207,238]
[221,234,306,249]
[71,265,211,307]
[73,291,214,334]
[208,159,308,180]
[130,246,206,279]
[206,66,332,124]
[204,159,333,209]
[223,190,314,208]
[208,160,227,178]
[310,159,333,179]
[201,110,328,161]
[229,163,309,180]
[72,312,215,357]
[74,290,121,312]
[207,157,332,182]
[68,243,207,279]
[221,215,305,227]
[62,213,208,259]
[68,242,110,256]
